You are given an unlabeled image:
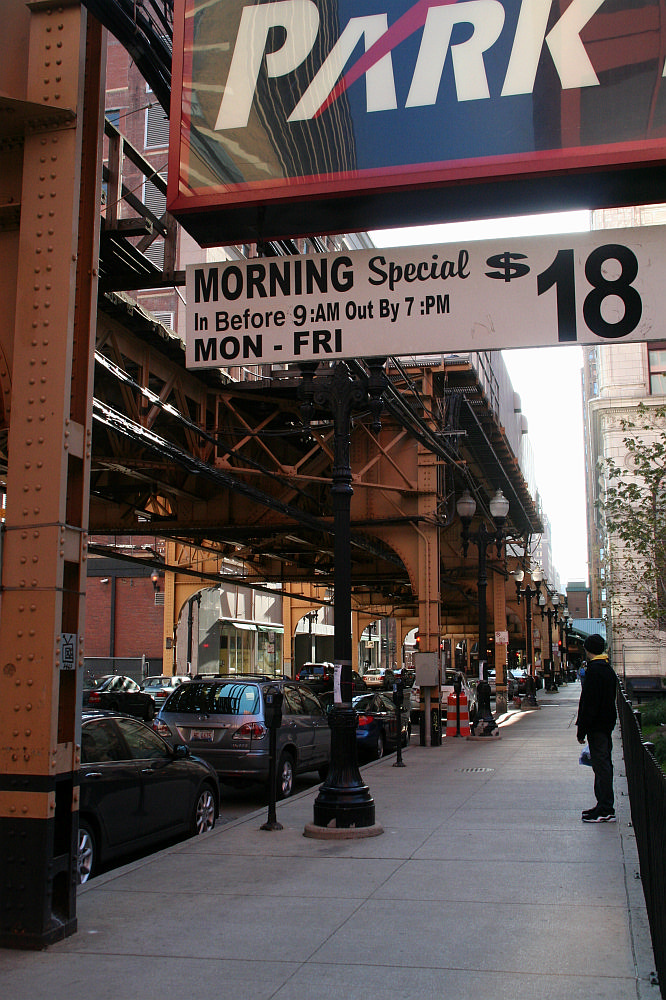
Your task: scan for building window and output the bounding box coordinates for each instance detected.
[142,174,166,267]
[145,102,169,149]
[648,343,666,395]
[152,311,174,329]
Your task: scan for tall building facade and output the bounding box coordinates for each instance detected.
[583,206,666,686]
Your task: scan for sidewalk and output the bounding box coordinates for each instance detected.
[0,684,659,999]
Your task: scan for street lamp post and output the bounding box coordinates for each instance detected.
[539,591,560,691]
[560,607,571,680]
[511,565,543,702]
[299,359,387,833]
[456,488,510,684]
[305,610,318,662]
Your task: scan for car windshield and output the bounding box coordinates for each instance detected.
[353,694,375,711]
[143,678,169,689]
[163,680,260,715]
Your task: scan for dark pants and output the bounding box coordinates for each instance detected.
[588,730,614,812]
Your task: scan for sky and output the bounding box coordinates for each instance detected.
[369,210,591,589]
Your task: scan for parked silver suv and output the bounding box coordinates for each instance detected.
[153,676,331,798]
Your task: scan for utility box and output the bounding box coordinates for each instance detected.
[414,651,440,687]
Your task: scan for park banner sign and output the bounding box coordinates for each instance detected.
[186,225,664,367]
[169,0,666,245]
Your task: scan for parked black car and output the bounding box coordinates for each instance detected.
[352,692,412,759]
[297,664,369,694]
[78,710,219,882]
[295,662,334,693]
[318,691,411,760]
[83,674,156,721]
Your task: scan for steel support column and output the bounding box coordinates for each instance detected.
[0,1,104,948]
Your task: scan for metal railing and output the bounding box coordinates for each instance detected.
[617,686,666,995]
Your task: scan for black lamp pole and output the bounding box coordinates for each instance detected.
[456,489,509,683]
[539,593,560,692]
[299,359,387,830]
[512,567,543,682]
[565,619,574,678]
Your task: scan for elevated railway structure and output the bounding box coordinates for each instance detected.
[0,0,541,946]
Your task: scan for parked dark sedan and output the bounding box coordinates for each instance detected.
[508,669,529,698]
[318,692,411,761]
[78,710,219,882]
[83,674,156,721]
[297,664,369,695]
[353,692,411,759]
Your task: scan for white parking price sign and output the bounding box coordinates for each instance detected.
[185,226,665,368]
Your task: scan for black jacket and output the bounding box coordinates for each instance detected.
[576,655,617,741]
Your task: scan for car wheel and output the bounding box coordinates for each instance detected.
[145,702,155,721]
[277,752,295,799]
[191,784,216,835]
[78,820,96,884]
[375,732,385,759]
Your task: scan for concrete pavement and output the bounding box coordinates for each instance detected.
[0,682,660,999]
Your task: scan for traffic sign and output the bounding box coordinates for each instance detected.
[186,225,665,368]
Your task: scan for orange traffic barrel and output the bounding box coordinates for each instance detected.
[446,691,470,737]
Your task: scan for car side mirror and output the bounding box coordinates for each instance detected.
[173,744,190,758]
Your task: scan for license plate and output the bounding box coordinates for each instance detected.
[190,728,214,742]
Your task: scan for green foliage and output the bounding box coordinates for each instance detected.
[599,404,666,644]
[637,700,666,774]
[638,699,666,729]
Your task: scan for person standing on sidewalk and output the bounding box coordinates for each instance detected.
[576,633,618,823]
